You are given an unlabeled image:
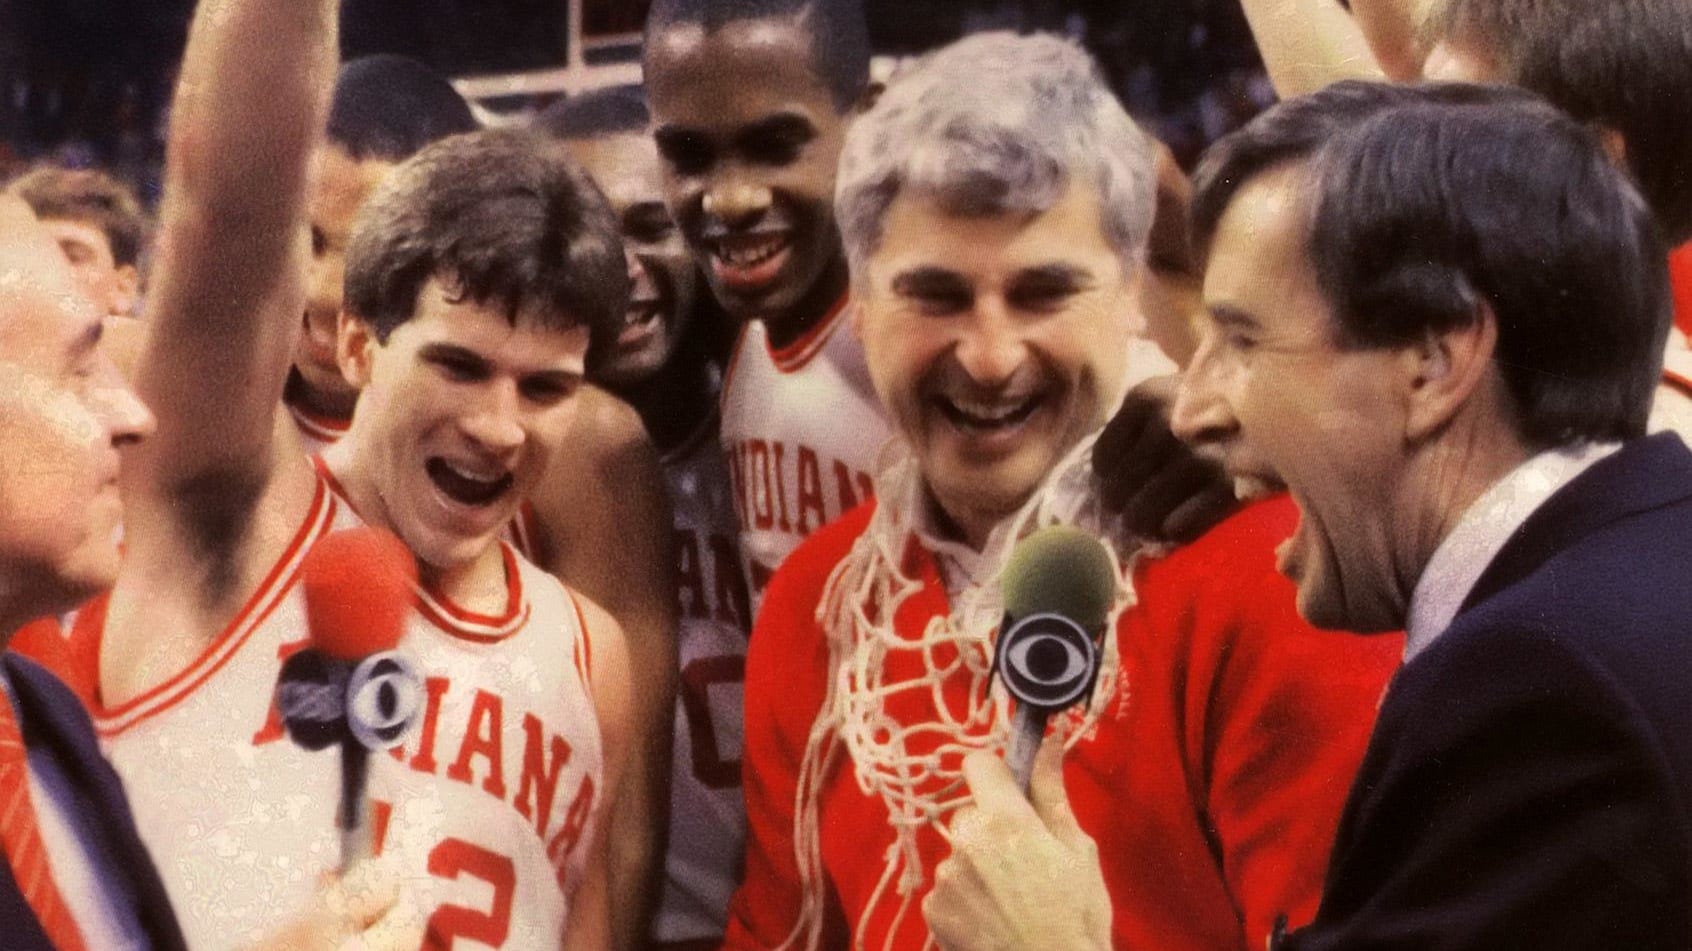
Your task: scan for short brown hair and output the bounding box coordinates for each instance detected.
[7,166,148,267]
[343,129,628,347]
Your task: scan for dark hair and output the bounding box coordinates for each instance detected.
[1212,86,1670,447]
[1432,0,1692,243]
[343,129,629,348]
[532,84,650,142]
[1191,80,1541,261]
[7,165,148,267]
[644,0,869,111]
[327,55,479,162]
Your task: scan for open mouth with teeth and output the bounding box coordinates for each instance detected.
[932,392,1048,433]
[618,297,666,345]
[709,232,792,290]
[1231,472,1288,503]
[426,457,514,507]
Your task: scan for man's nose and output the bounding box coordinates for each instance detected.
[702,178,773,231]
[94,357,155,448]
[460,381,526,454]
[1170,335,1239,447]
[953,300,1028,386]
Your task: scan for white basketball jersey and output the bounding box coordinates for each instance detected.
[93,470,605,951]
[288,400,349,458]
[719,298,891,598]
[650,413,752,944]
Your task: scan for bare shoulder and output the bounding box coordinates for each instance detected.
[567,385,648,462]
[533,386,661,529]
[572,590,635,773]
[528,385,669,596]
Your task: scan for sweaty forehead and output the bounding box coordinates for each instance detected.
[646,17,836,131]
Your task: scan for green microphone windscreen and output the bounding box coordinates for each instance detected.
[1001,526,1116,630]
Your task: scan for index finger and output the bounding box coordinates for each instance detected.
[961,749,1040,818]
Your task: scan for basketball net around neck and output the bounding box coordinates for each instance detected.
[778,434,1152,951]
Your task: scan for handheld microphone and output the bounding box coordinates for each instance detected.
[994,526,1116,793]
[278,527,423,870]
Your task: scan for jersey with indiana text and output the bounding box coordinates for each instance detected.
[83,466,605,951]
[718,298,890,599]
[651,411,753,946]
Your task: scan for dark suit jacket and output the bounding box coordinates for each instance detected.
[1285,433,1692,950]
[0,653,187,951]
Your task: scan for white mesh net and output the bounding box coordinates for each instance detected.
[775,435,1151,951]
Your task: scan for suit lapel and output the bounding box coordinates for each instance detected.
[4,655,189,951]
[1460,433,1692,617]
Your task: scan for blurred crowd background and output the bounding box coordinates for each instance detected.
[0,0,1273,205]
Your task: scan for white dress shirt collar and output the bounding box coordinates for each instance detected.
[1404,441,1620,662]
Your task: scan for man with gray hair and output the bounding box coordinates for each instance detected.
[726,32,1398,951]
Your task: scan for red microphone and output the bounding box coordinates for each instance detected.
[280,527,423,870]
[301,526,417,660]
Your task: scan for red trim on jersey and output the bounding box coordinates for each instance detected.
[287,400,351,445]
[767,294,849,373]
[312,456,531,643]
[567,591,593,691]
[93,474,337,736]
[412,543,530,644]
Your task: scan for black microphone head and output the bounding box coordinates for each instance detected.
[277,649,352,751]
[995,527,1117,712]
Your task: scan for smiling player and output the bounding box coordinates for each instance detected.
[78,0,635,947]
[541,84,752,949]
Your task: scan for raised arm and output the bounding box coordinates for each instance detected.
[128,0,333,536]
[1237,0,1385,98]
[1348,0,1435,81]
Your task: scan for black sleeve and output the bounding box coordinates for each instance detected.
[1285,624,1690,950]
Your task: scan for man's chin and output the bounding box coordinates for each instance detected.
[397,517,505,578]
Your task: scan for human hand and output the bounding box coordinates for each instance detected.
[923,738,1112,951]
[1094,374,1237,543]
[244,859,425,951]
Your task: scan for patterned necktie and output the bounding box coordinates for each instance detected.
[0,694,87,951]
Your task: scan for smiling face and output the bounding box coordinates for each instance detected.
[302,145,396,406]
[0,212,154,624]
[1172,168,1411,631]
[646,15,849,326]
[854,182,1136,547]
[337,278,588,574]
[566,131,701,387]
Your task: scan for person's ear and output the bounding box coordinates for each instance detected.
[1401,300,1499,442]
[110,264,141,317]
[337,311,378,389]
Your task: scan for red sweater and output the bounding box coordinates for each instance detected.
[1671,243,1692,341]
[723,496,1402,951]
